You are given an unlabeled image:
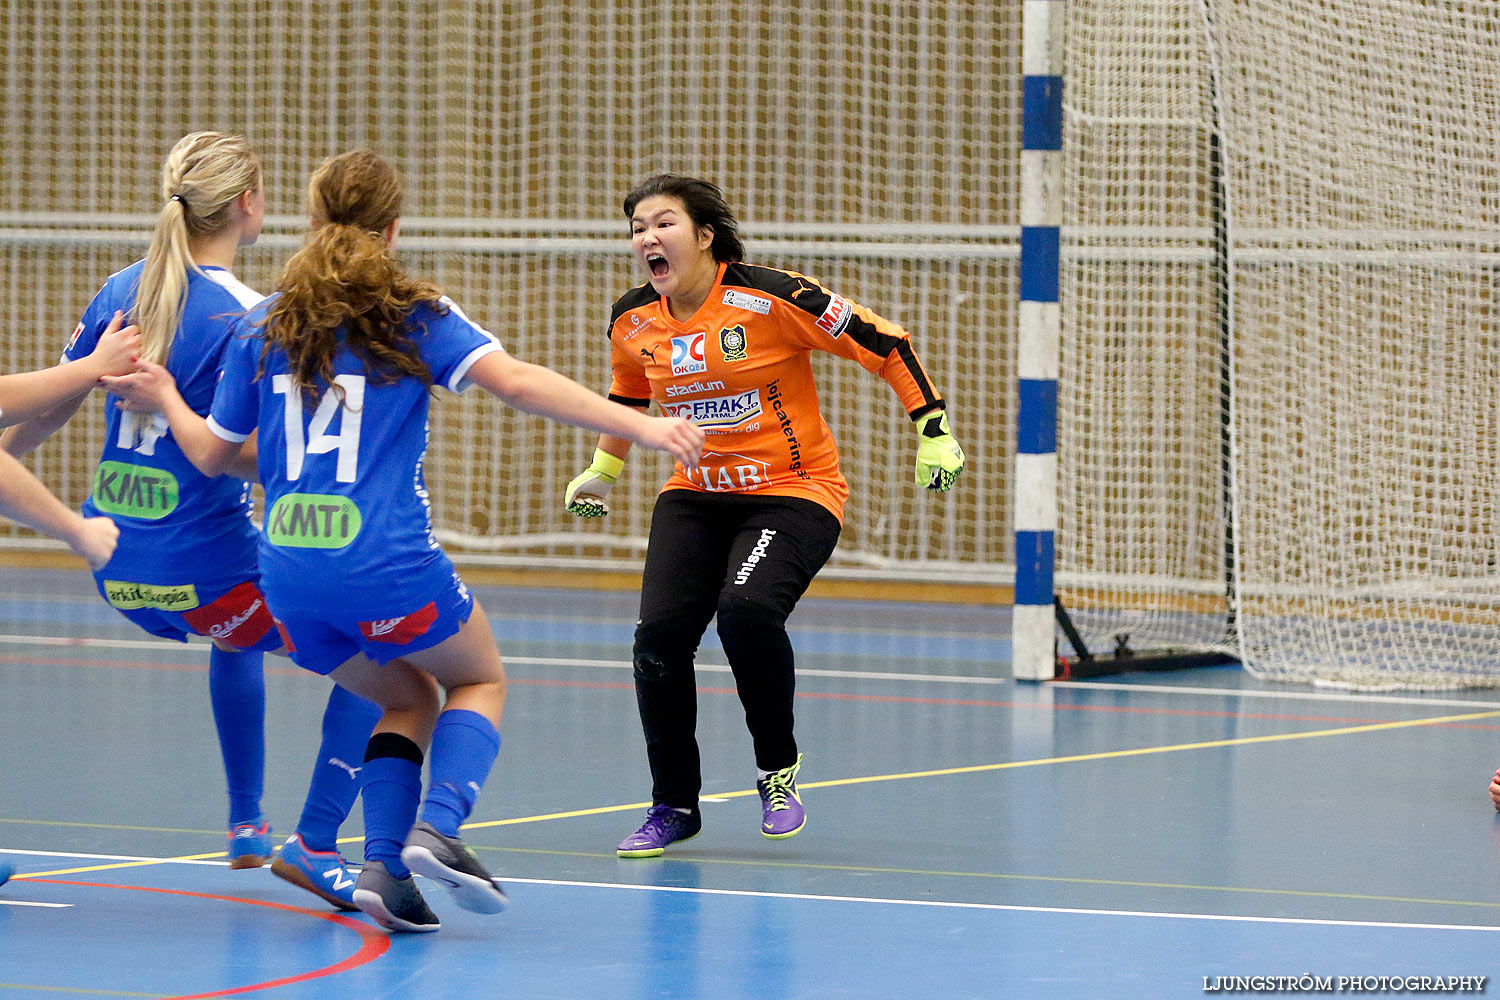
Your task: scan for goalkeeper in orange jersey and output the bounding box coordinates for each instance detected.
[565,174,965,857]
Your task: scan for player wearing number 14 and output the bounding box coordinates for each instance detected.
[1,133,381,890]
[107,150,704,932]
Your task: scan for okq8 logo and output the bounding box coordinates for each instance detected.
[671,332,707,376]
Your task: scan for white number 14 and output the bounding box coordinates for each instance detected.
[271,374,364,483]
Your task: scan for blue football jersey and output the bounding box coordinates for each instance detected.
[209,295,502,614]
[66,261,262,591]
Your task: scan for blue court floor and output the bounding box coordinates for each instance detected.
[2,567,1499,998]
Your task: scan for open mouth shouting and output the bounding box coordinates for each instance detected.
[646,252,669,279]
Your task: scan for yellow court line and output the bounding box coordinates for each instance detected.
[27,708,1500,868]
[793,707,1500,787]
[0,817,214,835]
[16,852,228,880]
[0,985,160,997]
[446,707,1500,834]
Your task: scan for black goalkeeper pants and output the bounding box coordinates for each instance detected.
[632,489,842,810]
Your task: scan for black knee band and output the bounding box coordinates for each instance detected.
[364,731,424,765]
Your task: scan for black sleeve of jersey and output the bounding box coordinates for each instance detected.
[607,282,663,334]
[608,392,652,407]
[722,262,911,361]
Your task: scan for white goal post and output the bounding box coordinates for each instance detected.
[1021,0,1500,689]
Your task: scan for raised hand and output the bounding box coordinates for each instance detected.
[88,310,142,380]
[642,416,704,471]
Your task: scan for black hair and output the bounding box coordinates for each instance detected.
[623,173,745,263]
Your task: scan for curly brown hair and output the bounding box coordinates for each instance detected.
[260,149,445,402]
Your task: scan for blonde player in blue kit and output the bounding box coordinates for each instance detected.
[107,149,705,933]
[2,132,382,909]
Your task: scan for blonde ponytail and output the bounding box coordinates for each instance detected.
[134,132,261,365]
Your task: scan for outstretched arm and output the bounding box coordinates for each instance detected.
[464,350,702,468]
[0,449,118,569]
[1,394,85,458]
[0,311,139,430]
[99,361,240,478]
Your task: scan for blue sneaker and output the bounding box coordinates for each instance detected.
[0,862,12,887]
[227,821,272,870]
[271,834,360,911]
[616,804,702,858]
[757,754,806,839]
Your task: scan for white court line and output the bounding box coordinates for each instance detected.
[0,847,232,909]
[409,874,1500,933]
[9,632,1500,704]
[4,850,1498,932]
[1,848,229,867]
[0,632,179,652]
[0,633,1006,686]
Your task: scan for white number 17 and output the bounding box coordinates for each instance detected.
[271,374,364,483]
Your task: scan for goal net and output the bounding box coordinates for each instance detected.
[0,1,1014,585]
[1060,0,1500,688]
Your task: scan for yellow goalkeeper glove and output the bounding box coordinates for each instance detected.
[564,447,625,517]
[914,409,964,491]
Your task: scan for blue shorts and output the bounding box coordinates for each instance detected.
[270,572,475,676]
[94,573,281,652]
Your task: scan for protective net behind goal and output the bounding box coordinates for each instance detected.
[1061,0,1500,688]
[0,2,1014,585]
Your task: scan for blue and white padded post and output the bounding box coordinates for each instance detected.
[1014,0,1063,681]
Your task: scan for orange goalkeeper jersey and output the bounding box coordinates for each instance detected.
[607,262,944,521]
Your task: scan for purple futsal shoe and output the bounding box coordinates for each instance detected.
[757,753,806,839]
[616,804,702,858]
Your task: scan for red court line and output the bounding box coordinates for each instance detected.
[34,878,388,999]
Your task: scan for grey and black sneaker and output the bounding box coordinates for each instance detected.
[352,860,440,933]
[401,821,509,915]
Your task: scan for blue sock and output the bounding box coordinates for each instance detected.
[294,684,381,852]
[208,646,265,828]
[420,709,500,838]
[361,733,424,879]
